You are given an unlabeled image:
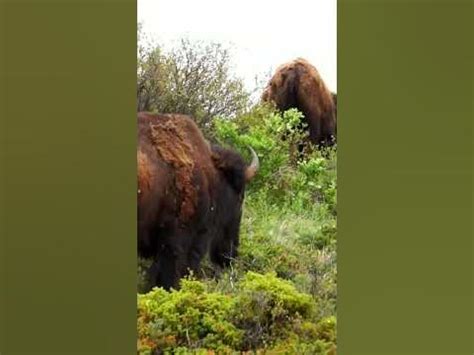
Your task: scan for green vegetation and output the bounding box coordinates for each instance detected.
[137,105,337,354]
[138,274,336,354]
[137,30,251,135]
[137,34,336,354]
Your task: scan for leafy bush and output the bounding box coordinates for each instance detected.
[213,104,337,214]
[137,278,242,354]
[137,34,251,135]
[234,272,315,350]
[137,273,336,354]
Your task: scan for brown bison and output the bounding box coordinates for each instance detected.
[331,92,337,118]
[331,92,337,135]
[137,112,259,290]
[262,58,336,147]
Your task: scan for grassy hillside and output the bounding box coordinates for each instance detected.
[137,105,337,354]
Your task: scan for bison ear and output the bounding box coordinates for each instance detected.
[211,150,246,193]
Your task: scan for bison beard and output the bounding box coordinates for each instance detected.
[137,112,258,290]
[262,58,336,148]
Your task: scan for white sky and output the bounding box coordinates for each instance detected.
[138,0,337,93]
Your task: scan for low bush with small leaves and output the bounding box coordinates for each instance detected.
[138,278,242,354]
[138,273,336,354]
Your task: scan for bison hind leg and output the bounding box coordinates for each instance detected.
[147,244,184,291]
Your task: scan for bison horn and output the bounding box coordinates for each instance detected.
[245,146,259,182]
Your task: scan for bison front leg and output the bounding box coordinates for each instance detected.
[210,240,236,268]
[186,233,208,276]
[210,224,240,268]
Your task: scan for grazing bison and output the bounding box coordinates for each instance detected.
[331,92,337,118]
[137,112,259,290]
[262,58,336,147]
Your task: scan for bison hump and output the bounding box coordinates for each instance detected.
[149,116,211,222]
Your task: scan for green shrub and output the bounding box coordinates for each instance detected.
[262,316,336,355]
[137,35,251,135]
[137,278,242,354]
[234,272,315,350]
[213,104,336,214]
[137,273,336,354]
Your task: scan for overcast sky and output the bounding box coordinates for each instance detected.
[138,0,337,93]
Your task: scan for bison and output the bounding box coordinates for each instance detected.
[262,58,336,148]
[331,92,337,135]
[331,92,337,118]
[137,112,259,290]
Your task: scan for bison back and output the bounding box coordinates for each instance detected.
[137,113,216,256]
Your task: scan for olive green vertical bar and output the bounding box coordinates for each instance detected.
[338,0,472,354]
[0,0,136,354]
[0,0,6,350]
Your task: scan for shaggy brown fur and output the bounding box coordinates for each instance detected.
[262,58,336,147]
[137,150,152,193]
[149,116,211,221]
[137,112,258,290]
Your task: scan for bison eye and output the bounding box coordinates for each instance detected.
[138,189,141,194]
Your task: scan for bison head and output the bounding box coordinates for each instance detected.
[208,145,259,267]
[262,64,299,112]
[262,58,336,148]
